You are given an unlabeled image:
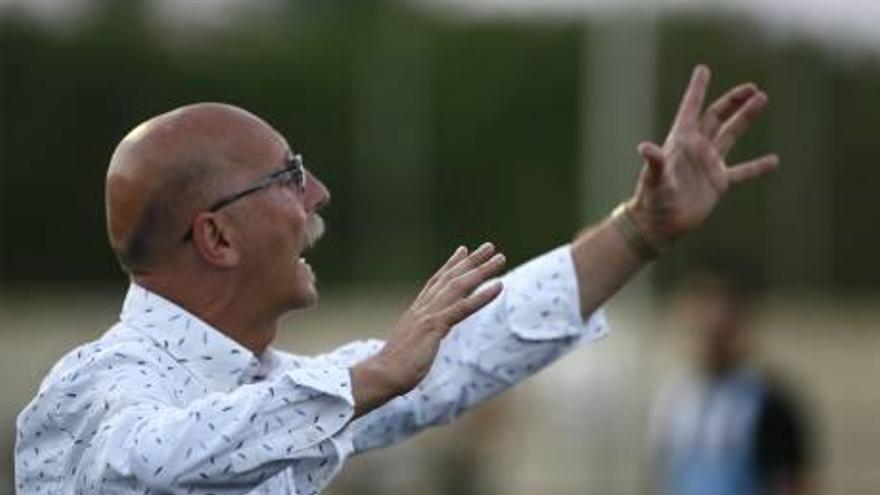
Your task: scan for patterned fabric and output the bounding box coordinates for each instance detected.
[16,245,608,494]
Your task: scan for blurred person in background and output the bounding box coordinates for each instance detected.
[15,65,778,494]
[649,255,815,495]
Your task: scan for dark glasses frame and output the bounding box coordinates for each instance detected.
[182,154,306,242]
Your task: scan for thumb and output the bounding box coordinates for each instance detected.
[637,141,666,185]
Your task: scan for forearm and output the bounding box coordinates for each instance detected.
[350,246,609,454]
[571,211,648,319]
[349,216,648,447]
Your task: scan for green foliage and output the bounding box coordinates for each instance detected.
[1,3,877,292]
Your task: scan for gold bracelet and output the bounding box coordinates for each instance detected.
[610,202,661,261]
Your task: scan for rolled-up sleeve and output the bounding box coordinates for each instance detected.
[350,244,609,453]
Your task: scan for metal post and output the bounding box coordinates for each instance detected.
[579,12,658,494]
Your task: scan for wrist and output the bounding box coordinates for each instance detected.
[350,355,408,417]
[609,200,664,261]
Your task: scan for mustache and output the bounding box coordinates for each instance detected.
[305,214,325,248]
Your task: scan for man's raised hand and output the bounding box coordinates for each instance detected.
[351,243,506,417]
[628,65,779,248]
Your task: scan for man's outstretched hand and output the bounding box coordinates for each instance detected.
[572,65,778,319]
[627,64,779,249]
[351,66,778,417]
[351,243,506,417]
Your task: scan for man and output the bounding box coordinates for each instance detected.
[649,256,814,495]
[16,65,777,494]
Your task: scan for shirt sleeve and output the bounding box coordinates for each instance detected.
[15,351,356,495]
[348,244,609,453]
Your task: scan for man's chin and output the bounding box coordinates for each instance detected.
[289,284,319,310]
[288,258,319,307]
[301,288,319,307]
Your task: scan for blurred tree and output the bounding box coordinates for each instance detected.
[1,4,878,294]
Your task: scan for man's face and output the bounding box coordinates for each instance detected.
[229,138,330,312]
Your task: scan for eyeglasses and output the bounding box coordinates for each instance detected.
[182,154,306,242]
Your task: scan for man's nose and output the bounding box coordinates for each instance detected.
[304,170,330,211]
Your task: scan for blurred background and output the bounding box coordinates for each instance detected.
[1,0,878,493]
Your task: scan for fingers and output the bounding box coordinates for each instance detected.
[422,242,499,302]
[637,141,666,186]
[440,245,469,272]
[441,242,496,285]
[702,83,757,139]
[418,245,468,300]
[714,91,768,157]
[727,154,779,185]
[672,65,712,132]
[440,280,504,327]
[445,252,506,300]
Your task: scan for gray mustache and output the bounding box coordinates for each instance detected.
[306,214,325,248]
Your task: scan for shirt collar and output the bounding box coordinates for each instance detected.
[120,283,264,392]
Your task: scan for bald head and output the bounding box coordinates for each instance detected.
[106,103,287,273]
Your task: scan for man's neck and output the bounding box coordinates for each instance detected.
[132,273,278,356]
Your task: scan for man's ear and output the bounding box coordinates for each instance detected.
[191,213,241,268]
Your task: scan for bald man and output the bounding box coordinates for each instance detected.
[16,66,778,494]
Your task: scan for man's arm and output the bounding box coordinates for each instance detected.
[572,65,777,319]
[351,243,507,417]
[346,245,607,454]
[348,64,778,425]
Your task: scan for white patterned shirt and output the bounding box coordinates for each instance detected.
[16,245,608,494]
